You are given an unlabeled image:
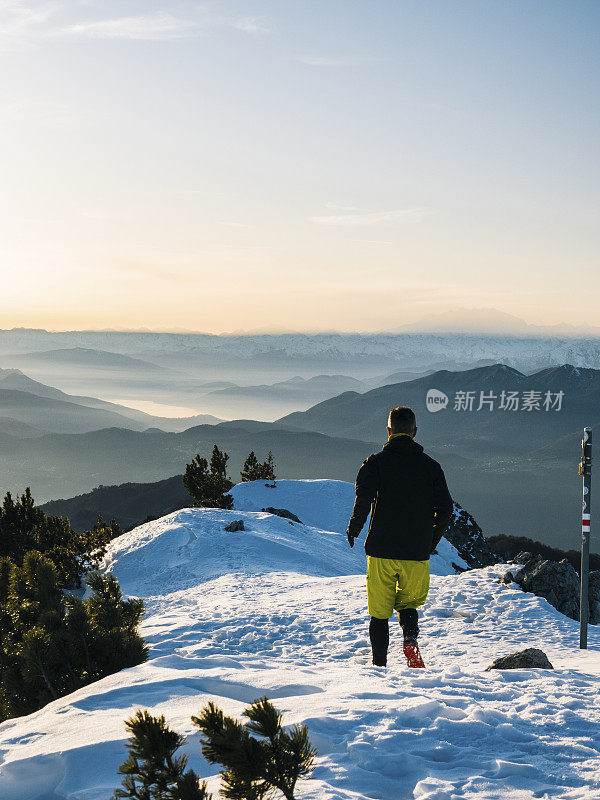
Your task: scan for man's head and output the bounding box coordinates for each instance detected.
[387,406,417,438]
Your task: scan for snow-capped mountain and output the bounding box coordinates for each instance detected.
[2,329,599,372]
[0,480,598,799]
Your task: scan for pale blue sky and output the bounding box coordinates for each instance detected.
[1,1,598,332]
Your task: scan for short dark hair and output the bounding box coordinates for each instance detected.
[388,406,416,434]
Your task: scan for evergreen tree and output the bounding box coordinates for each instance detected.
[0,489,121,588]
[113,709,211,800]
[0,488,145,722]
[183,454,210,505]
[259,451,277,485]
[0,557,147,722]
[193,697,316,800]
[240,451,277,485]
[240,451,261,482]
[209,445,234,508]
[63,593,94,677]
[10,552,68,709]
[0,488,42,560]
[80,516,123,573]
[183,446,233,508]
[85,571,148,674]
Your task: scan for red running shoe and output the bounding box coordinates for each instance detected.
[403,640,425,668]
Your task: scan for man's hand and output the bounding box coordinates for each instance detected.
[346,529,356,548]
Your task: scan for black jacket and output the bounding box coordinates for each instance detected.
[347,435,453,560]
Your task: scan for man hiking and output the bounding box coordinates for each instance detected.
[346,406,453,668]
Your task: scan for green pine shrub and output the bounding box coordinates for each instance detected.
[240,451,277,484]
[0,490,146,721]
[259,451,276,484]
[0,555,148,721]
[113,709,211,800]
[241,451,261,482]
[0,488,121,588]
[192,696,316,800]
[183,446,234,508]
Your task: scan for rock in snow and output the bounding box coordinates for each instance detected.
[486,648,554,671]
[445,502,501,568]
[224,519,245,532]
[0,479,599,800]
[506,554,600,625]
[262,506,303,524]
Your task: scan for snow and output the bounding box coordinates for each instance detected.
[231,479,467,576]
[2,329,600,369]
[231,478,356,534]
[0,480,599,799]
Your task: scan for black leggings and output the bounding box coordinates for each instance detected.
[369,617,389,666]
[399,608,419,640]
[369,610,420,666]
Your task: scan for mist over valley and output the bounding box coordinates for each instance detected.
[1,328,598,550]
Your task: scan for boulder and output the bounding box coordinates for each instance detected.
[486,648,554,671]
[513,551,533,564]
[262,507,303,524]
[509,556,600,624]
[225,520,245,532]
[443,502,501,568]
[512,556,579,620]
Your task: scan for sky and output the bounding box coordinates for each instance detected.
[1,0,599,333]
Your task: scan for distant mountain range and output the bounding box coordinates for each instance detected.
[0,363,374,427]
[0,346,192,402]
[276,363,600,548]
[3,420,377,504]
[2,329,599,381]
[278,363,600,457]
[1,347,181,374]
[393,308,600,337]
[2,329,599,424]
[196,374,369,419]
[2,357,599,549]
[0,369,220,435]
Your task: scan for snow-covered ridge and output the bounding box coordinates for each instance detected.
[103,480,466,601]
[0,480,599,799]
[232,479,489,570]
[1,330,600,368]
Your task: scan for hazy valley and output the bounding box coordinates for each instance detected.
[1,329,598,549]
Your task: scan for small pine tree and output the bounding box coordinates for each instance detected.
[259,452,276,486]
[183,454,210,505]
[193,697,316,800]
[85,571,148,674]
[240,451,261,482]
[113,709,211,800]
[20,627,58,701]
[183,446,233,508]
[12,552,67,707]
[0,488,121,588]
[0,491,145,722]
[0,557,148,722]
[209,445,234,508]
[81,516,123,570]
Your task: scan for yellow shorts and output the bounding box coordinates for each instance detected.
[366,556,430,619]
